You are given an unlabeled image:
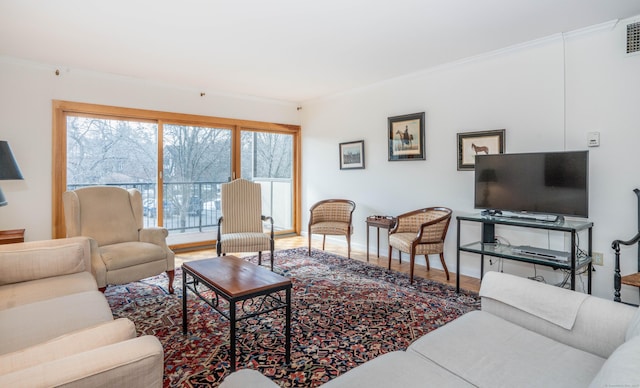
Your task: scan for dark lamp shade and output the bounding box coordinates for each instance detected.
[478,168,497,183]
[0,141,23,180]
[0,140,23,207]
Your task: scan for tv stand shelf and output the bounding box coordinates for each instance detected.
[456,214,593,293]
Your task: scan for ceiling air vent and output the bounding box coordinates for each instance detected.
[627,21,640,55]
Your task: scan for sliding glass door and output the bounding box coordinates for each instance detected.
[54,101,301,248]
[240,130,294,231]
[162,124,232,244]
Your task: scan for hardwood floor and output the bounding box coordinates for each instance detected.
[175,235,481,293]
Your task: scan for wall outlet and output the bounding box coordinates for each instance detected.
[593,252,604,266]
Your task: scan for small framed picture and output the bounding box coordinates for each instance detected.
[339,140,365,170]
[457,129,506,171]
[388,112,425,161]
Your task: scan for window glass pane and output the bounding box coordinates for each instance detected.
[241,131,293,231]
[66,116,158,227]
[163,125,232,241]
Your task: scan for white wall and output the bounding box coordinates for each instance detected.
[1,18,638,303]
[0,57,300,241]
[301,18,640,302]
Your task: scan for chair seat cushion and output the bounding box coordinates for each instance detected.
[100,242,167,271]
[219,233,272,253]
[323,351,471,388]
[310,221,351,236]
[389,233,443,254]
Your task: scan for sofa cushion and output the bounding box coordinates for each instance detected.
[0,318,136,374]
[625,306,640,341]
[321,351,472,388]
[0,290,114,355]
[0,271,97,310]
[589,335,640,388]
[408,310,605,388]
[482,294,635,359]
[0,242,85,286]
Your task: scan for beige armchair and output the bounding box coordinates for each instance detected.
[308,199,356,258]
[388,207,452,284]
[63,186,175,293]
[216,179,275,270]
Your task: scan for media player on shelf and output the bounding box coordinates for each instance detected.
[511,245,570,262]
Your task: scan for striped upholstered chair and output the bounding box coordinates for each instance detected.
[308,199,356,258]
[388,207,452,284]
[216,179,275,270]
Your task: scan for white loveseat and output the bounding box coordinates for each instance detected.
[221,271,640,388]
[0,237,164,387]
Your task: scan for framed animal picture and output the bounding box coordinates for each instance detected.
[388,112,425,161]
[457,129,505,171]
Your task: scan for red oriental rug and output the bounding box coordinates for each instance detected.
[105,248,480,387]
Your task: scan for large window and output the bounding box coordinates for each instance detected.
[53,101,300,250]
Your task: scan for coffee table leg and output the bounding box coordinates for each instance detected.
[230,301,236,372]
[182,269,187,334]
[286,288,291,364]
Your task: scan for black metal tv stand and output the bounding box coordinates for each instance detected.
[456,213,593,294]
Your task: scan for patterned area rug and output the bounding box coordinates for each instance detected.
[105,248,480,387]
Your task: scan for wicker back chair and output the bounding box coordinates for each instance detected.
[308,199,356,258]
[388,207,452,284]
[216,179,275,270]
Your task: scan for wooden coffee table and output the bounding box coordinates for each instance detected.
[181,256,292,371]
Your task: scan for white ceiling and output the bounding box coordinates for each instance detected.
[1,0,640,103]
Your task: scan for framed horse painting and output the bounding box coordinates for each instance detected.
[457,129,505,171]
[388,112,425,161]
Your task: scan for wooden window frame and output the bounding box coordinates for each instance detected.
[52,100,301,249]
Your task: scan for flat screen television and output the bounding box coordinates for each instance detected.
[474,150,589,219]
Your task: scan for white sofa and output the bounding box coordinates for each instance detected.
[221,271,640,388]
[0,237,164,387]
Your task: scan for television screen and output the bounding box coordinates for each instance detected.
[474,151,589,218]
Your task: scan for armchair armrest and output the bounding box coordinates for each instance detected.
[416,217,449,243]
[88,238,106,288]
[139,227,175,271]
[139,227,169,246]
[612,231,640,302]
[262,215,275,250]
[480,271,637,358]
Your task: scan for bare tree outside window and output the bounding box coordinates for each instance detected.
[163,125,231,232]
[65,116,293,238]
[67,116,157,186]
